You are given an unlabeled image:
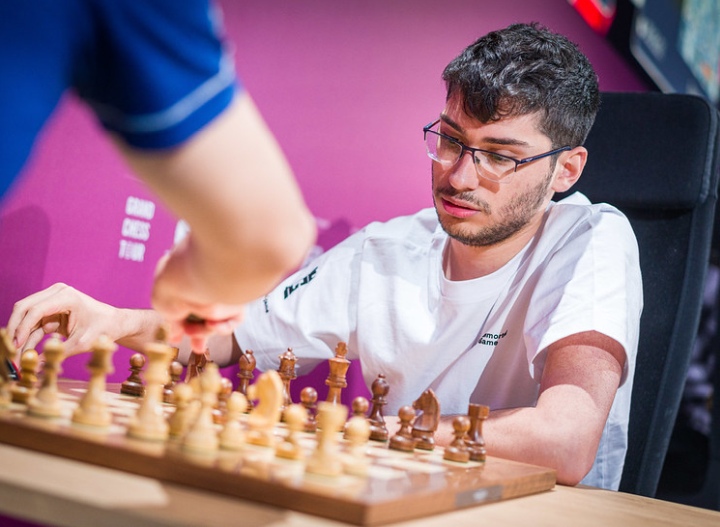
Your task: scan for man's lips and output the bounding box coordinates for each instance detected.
[441,196,479,218]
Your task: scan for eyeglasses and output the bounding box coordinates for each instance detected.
[423,119,570,183]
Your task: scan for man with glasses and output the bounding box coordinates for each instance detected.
[7,23,642,491]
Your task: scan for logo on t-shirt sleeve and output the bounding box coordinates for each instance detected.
[283,266,318,299]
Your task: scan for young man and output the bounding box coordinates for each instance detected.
[7,23,642,490]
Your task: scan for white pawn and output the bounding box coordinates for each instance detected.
[72,335,117,427]
[183,363,222,452]
[219,391,248,450]
[343,415,371,476]
[276,403,307,460]
[306,402,347,477]
[168,383,198,438]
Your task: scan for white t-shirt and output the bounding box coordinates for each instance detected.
[235,193,643,490]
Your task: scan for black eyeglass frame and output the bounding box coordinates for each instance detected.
[423,119,571,177]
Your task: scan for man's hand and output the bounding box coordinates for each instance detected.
[6,283,122,358]
[151,248,245,353]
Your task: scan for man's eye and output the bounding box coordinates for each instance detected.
[484,152,514,166]
[439,136,461,151]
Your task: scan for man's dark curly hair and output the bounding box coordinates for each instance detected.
[442,22,600,148]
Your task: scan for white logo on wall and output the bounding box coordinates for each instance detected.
[119,196,155,262]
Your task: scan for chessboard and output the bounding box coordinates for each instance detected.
[0,333,556,526]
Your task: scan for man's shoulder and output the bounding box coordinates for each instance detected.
[363,208,439,241]
[551,192,634,235]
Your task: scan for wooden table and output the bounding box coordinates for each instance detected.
[1,442,719,527]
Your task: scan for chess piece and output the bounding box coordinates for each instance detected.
[164,360,184,404]
[300,386,318,433]
[236,349,256,411]
[411,389,440,451]
[277,348,297,415]
[389,405,416,452]
[72,335,117,427]
[443,415,471,463]
[306,401,347,476]
[168,382,198,438]
[276,403,307,460]
[246,370,283,447]
[28,335,66,418]
[343,413,371,476]
[184,363,223,452]
[11,349,39,404]
[212,376,233,424]
[343,396,368,439]
[219,391,248,450]
[121,352,145,397]
[0,328,17,407]
[466,403,489,462]
[185,349,210,383]
[127,337,175,441]
[325,341,350,404]
[368,374,389,442]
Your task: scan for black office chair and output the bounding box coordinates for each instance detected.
[555,91,720,498]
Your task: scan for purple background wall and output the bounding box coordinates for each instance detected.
[0,0,647,389]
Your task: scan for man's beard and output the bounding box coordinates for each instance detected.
[433,168,554,247]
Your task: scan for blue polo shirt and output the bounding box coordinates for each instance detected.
[0,0,240,198]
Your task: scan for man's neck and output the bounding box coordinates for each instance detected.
[443,222,539,281]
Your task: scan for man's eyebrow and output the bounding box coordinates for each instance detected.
[439,114,531,147]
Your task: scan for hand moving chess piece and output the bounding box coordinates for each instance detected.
[368,374,389,442]
[28,335,66,418]
[72,335,117,427]
[443,415,471,463]
[411,389,440,451]
[11,349,39,404]
[466,403,489,462]
[325,341,350,404]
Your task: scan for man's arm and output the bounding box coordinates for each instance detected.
[118,92,316,346]
[435,330,625,486]
[6,283,239,366]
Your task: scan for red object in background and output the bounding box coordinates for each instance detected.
[569,0,617,36]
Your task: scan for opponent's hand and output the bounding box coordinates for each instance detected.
[151,249,245,353]
[6,283,121,358]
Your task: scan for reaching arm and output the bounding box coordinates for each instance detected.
[118,92,316,347]
[6,283,240,367]
[435,330,625,486]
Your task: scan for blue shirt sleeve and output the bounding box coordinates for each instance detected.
[75,0,241,149]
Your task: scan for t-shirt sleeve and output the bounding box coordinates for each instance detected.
[234,231,365,375]
[524,204,643,386]
[75,0,239,149]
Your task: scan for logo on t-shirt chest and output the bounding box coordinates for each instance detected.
[478,330,507,347]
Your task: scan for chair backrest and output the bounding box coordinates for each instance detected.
[555,91,720,497]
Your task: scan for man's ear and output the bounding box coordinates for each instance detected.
[552,146,587,193]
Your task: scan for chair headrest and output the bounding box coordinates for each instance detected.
[575,92,719,210]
